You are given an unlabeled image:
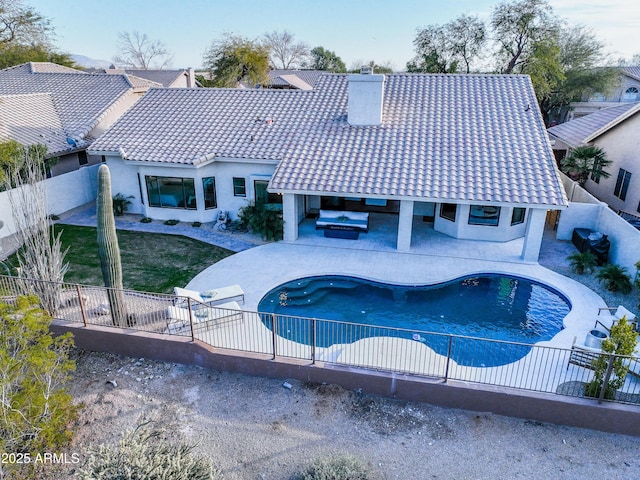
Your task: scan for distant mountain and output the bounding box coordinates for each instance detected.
[71,54,112,69]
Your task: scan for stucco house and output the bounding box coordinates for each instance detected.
[548,101,640,220]
[0,62,157,176]
[567,66,640,121]
[89,72,567,261]
[265,70,324,90]
[101,67,198,88]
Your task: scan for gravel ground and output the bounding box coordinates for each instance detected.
[38,350,638,480]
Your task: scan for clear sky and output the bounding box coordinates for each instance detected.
[30,0,640,71]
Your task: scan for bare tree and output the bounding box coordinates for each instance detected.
[263,30,309,69]
[7,145,67,314]
[0,0,51,46]
[113,31,173,69]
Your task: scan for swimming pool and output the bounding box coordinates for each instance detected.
[258,274,571,367]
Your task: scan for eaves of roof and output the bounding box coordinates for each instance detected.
[583,102,640,143]
[623,66,640,82]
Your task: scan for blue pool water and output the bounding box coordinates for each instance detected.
[258,275,571,367]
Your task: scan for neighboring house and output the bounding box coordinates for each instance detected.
[102,67,198,88]
[89,72,567,260]
[548,102,640,219]
[568,66,640,121]
[265,70,324,90]
[0,62,157,176]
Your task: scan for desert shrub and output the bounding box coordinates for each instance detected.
[595,264,633,294]
[164,219,180,226]
[295,454,372,480]
[192,221,202,228]
[140,217,153,223]
[238,202,283,241]
[585,316,638,399]
[567,252,597,275]
[0,296,77,457]
[78,422,221,480]
[112,193,133,216]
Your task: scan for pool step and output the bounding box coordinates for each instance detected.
[276,279,359,306]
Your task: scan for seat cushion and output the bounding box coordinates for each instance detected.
[615,306,636,322]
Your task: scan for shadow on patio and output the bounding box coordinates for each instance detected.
[294,212,527,263]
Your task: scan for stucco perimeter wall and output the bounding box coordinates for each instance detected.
[557,173,640,274]
[0,164,99,240]
[53,321,640,438]
[597,207,640,273]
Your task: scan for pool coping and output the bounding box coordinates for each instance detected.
[187,242,607,352]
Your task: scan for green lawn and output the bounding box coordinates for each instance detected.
[6,224,233,294]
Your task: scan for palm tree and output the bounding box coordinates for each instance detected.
[595,264,633,294]
[567,251,597,275]
[560,145,611,187]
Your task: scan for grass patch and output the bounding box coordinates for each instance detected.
[5,224,233,294]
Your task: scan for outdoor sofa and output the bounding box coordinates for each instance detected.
[315,210,369,239]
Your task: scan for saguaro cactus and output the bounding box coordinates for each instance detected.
[96,164,127,326]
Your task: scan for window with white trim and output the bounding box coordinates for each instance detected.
[622,86,640,102]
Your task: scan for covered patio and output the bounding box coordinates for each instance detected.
[293,212,528,262]
[281,191,553,263]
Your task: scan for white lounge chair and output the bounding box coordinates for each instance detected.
[165,300,243,334]
[174,285,244,307]
[594,305,637,333]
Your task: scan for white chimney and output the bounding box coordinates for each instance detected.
[347,71,385,126]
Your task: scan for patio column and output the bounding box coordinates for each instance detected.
[282,193,298,242]
[397,200,414,251]
[521,208,547,262]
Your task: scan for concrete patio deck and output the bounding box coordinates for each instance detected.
[48,204,625,354]
[27,203,638,398]
[184,234,640,397]
[186,233,605,353]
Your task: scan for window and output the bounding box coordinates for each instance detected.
[439,203,457,222]
[233,177,246,197]
[202,177,216,209]
[137,173,144,205]
[468,205,501,226]
[254,180,282,204]
[622,86,640,102]
[78,150,88,166]
[511,207,526,225]
[145,176,196,209]
[613,168,632,201]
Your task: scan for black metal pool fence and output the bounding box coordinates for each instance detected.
[1,275,638,406]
